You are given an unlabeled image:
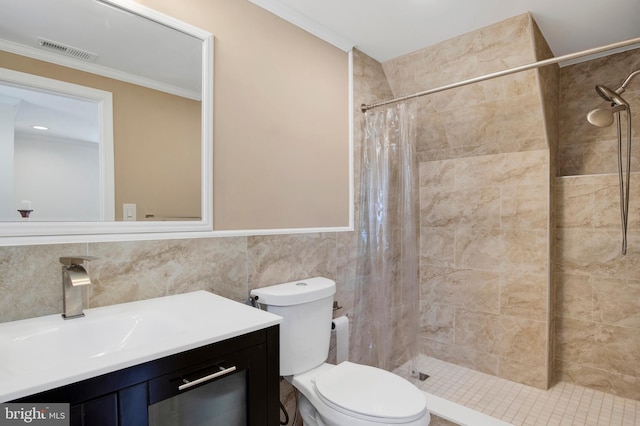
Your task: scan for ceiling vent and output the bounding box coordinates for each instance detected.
[36,37,99,62]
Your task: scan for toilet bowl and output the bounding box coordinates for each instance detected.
[250,277,430,426]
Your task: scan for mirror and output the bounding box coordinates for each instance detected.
[0,0,213,243]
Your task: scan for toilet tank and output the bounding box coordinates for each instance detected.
[250,277,336,376]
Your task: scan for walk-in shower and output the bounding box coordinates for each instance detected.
[587,69,639,255]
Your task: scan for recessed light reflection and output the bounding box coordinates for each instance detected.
[32,125,48,130]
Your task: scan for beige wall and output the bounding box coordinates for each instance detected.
[0,50,201,220]
[555,48,640,399]
[136,0,351,231]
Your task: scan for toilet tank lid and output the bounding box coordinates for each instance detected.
[250,277,336,306]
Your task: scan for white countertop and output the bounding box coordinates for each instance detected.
[0,291,282,402]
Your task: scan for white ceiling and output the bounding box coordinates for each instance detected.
[251,0,640,64]
[0,0,203,143]
[0,82,99,143]
[0,0,202,98]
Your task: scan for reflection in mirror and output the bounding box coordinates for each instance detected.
[0,0,213,243]
[0,69,114,222]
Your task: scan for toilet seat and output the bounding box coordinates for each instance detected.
[313,362,428,423]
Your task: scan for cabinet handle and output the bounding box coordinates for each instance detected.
[178,366,237,391]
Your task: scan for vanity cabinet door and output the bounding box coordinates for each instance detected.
[148,344,269,425]
[119,382,148,426]
[71,392,118,426]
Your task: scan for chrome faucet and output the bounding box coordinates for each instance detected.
[60,256,98,319]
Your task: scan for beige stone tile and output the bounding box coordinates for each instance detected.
[353,49,393,105]
[420,302,455,344]
[382,13,535,96]
[555,172,640,234]
[420,227,455,268]
[455,151,548,189]
[555,273,594,321]
[557,140,629,176]
[417,143,496,163]
[415,113,453,154]
[455,228,547,275]
[455,309,547,367]
[422,266,500,314]
[625,231,640,279]
[498,358,549,389]
[593,173,640,231]
[87,240,173,306]
[335,230,359,286]
[455,310,504,355]
[500,272,548,321]
[247,233,337,287]
[500,184,549,230]
[556,174,619,187]
[498,317,548,368]
[556,317,640,377]
[419,160,455,191]
[554,360,640,401]
[593,179,629,230]
[420,338,499,376]
[555,179,594,228]
[628,181,640,231]
[592,277,640,328]
[416,94,546,157]
[0,243,87,322]
[420,187,500,228]
[88,237,249,307]
[556,228,626,278]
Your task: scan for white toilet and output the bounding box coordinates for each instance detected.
[250,277,430,426]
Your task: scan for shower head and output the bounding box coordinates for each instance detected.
[587,104,627,127]
[588,82,631,127]
[595,84,629,108]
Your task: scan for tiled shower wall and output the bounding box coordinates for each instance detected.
[555,48,640,400]
[382,13,556,389]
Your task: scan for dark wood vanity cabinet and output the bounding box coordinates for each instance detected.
[15,326,279,426]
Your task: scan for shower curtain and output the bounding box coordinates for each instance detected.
[353,102,420,377]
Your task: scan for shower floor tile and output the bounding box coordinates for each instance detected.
[406,355,639,425]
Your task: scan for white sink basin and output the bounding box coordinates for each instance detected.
[0,291,281,402]
[2,309,186,376]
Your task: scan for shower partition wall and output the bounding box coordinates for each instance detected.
[375,13,555,390]
[353,102,420,377]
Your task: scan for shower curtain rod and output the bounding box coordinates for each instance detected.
[360,36,640,113]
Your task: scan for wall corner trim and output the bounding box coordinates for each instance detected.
[248,0,355,52]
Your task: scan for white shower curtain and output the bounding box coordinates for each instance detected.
[353,102,420,376]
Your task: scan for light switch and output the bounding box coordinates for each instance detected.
[123,204,136,221]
